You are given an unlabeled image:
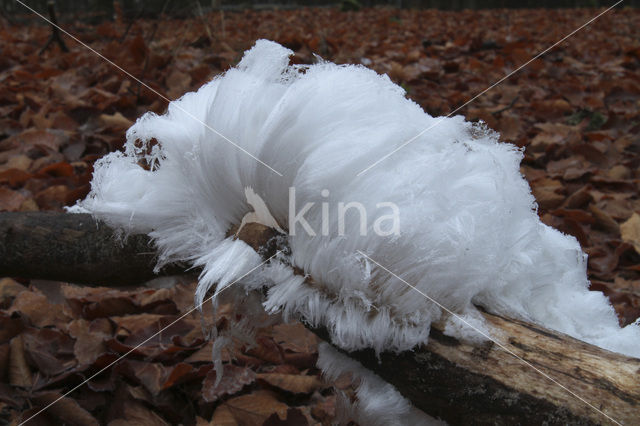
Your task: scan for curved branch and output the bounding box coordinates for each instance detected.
[0,212,638,424]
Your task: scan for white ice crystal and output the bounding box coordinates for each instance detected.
[317,342,446,426]
[72,39,640,423]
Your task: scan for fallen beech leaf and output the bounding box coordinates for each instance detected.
[107,399,170,426]
[37,161,74,178]
[0,313,26,343]
[185,341,231,364]
[171,281,200,313]
[22,328,76,376]
[282,352,318,369]
[0,278,27,309]
[269,364,300,375]
[0,168,33,186]
[589,205,619,234]
[563,185,593,209]
[121,315,201,348]
[9,290,70,327]
[80,296,138,319]
[9,335,32,388]
[184,341,214,364]
[271,322,318,354]
[166,70,192,99]
[531,179,565,210]
[621,213,640,255]
[68,318,111,365]
[550,208,595,225]
[202,364,256,402]
[608,165,631,180]
[222,390,288,425]
[32,391,99,426]
[0,187,26,211]
[121,360,194,395]
[531,99,572,119]
[210,404,238,426]
[263,408,310,426]
[99,112,133,129]
[0,154,32,172]
[162,362,194,389]
[196,416,215,426]
[257,373,322,394]
[245,336,284,364]
[34,184,73,210]
[496,114,521,142]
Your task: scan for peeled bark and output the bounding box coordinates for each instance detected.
[0,212,638,424]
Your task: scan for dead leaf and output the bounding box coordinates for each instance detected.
[0,154,32,172]
[0,278,27,309]
[589,205,620,234]
[67,318,111,365]
[121,360,195,395]
[530,178,565,210]
[22,328,77,376]
[621,213,640,255]
[222,390,288,425]
[166,70,192,99]
[107,398,170,426]
[33,391,99,426]
[202,364,256,402]
[0,168,33,187]
[196,416,215,426]
[34,185,71,210]
[210,404,238,426]
[37,161,74,178]
[257,373,322,394]
[9,335,32,387]
[0,313,26,344]
[271,323,319,354]
[0,187,26,211]
[263,408,310,426]
[99,112,133,129]
[9,289,70,328]
[244,336,284,364]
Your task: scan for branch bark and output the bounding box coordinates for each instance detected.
[1,212,638,425]
[0,212,186,286]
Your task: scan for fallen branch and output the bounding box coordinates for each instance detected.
[0,212,186,286]
[0,212,638,424]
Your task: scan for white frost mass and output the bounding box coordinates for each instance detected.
[317,342,446,426]
[73,40,640,359]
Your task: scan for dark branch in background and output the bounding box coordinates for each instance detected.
[0,212,638,424]
[491,95,519,116]
[39,0,69,55]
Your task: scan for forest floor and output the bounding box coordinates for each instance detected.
[0,6,639,425]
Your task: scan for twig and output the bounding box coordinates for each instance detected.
[119,5,145,44]
[491,95,519,116]
[39,0,69,55]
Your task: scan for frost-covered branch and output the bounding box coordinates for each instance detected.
[1,211,638,424]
